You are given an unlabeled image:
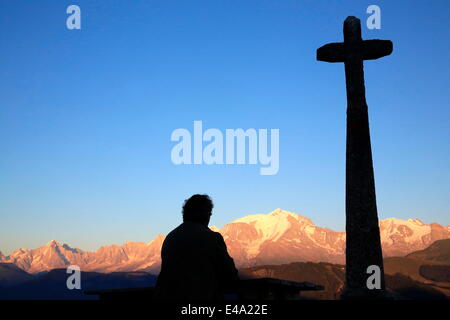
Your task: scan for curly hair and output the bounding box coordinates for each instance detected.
[182,194,214,224]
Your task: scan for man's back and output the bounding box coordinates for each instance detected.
[154,221,239,300]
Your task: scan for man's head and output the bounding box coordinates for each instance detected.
[182,194,214,226]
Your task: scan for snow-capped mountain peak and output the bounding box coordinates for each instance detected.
[379,217,449,256]
[407,218,425,226]
[231,209,313,242]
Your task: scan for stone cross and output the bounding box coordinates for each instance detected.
[316,16,393,299]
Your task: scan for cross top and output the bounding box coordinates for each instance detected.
[317,16,392,63]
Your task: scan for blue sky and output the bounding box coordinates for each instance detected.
[1,0,449,254]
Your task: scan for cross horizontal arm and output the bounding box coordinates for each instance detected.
[362,40,393,60]
[316,40,393,63]
[316,42,345,63]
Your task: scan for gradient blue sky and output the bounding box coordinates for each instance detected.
[1,0,449,255]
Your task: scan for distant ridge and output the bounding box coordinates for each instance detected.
[1,209,449,274]
[406,239,450,262]
[0,263,34,287]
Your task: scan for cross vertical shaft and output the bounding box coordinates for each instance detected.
[316,16,393,298]
[343,17,385,298]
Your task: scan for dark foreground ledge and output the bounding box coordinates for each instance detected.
[85,278,324,301]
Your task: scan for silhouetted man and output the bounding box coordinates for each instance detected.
[154,194,239,300]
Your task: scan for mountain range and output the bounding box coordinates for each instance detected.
[1,209,449,274]
[2,239,449,300]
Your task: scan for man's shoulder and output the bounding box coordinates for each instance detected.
[201,226,225,240]
[165,223,183,237]
[166,222,219,238]
[209,230,224,240]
